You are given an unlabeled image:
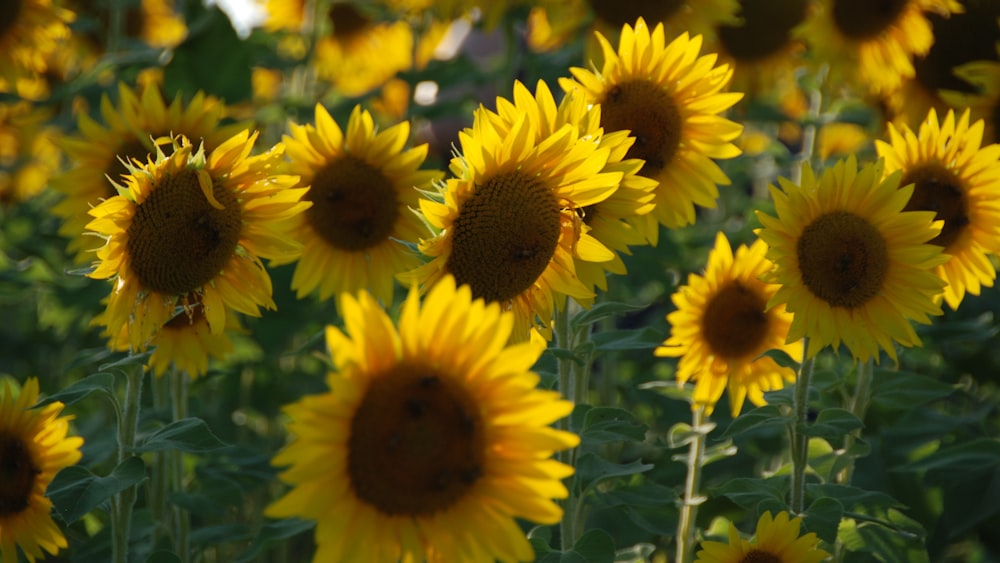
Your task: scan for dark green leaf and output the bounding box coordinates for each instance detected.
[575,452,654,493]
[800,408,864,441]
[163,7,253,104]
[723,405,791,438]
[49,457,146,523]
[807,484,904,513]
[570,301,648,330]
[190,523,253,546]
[870,369,954,411]
[134,417,228,453]
[145,552,182,563]
[895,438,1000,479]
[237,519,315,563]
[714,476,788,511]
[591,327,663,351]
[579,407,648,445]
[804,496,844,544]
[98,351,153,372]
[34,371,115,407]
[614,543,655,562]
[757,348,800,370]
[569,529,616,563]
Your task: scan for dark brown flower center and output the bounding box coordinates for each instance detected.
[585,0,685,27]
[305,155,400,252]
[797,210,889,308]
[347,363,485,516]
[0,432,40,517]
[831,0,908,40]
[0,0,23,39]
[915,4,1000,95]
[600,80,683,177]
[329,2,370,43]
[718,0,809,63]
[739,549,783,563]
[446,172,561,303]
[702,281,770,359]
[900,163,968,249]
[126,168,242,295]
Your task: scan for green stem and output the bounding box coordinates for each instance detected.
[171,369,191,563]
[789,338,815,515]
[107,0,125,53]
[112,364,144,563]
[554,302,575,551]
[675,406,709,563]
[150,374,171,541]
[838,359,874,485]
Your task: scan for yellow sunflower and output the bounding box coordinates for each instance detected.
[655,232,802,417]
[755,155,947,363]
[560,18,744,231]
[0,0,74,86]
[0,377,83,563]
[0,101,62,205]
[695,511,830,563]
[52,82,250,262]
[86,132,309,354]
[876,108,1000,310]
[409,80,625,340]
[798,0,962,95]
[276,104,441,305]
[267,275,579,562]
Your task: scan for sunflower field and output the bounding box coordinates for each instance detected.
[4,0,1000,562]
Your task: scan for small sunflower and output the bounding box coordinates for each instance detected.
[0,377,83,563]
[655,232,802,417]
[409,80,625,339]
[277,104,441,305]
[560,18,744,230]
[799,0,962,95]
[86,132,309,354]
[52,82,250,262]
[876,108,1000,309]
[755,155,947,362]
[695,511,830,563]
[267,275,579,562]
[0,0,74,85]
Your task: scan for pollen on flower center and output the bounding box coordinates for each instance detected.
[126,168,242,296]
[585,0,684,27]
[347,363,485,516]
[900,162,968,248]
[599,79,683,176]
[306,155,399,252]
[739,549,783,563]
[0,432,39,517]
[0,0,24,38]
[446,172,561,303]
[832,0,908,39]
[717,0,809,62]
[797,210,889,308]
[702,281,769,359]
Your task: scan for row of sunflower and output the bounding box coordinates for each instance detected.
[2,0,1000,562]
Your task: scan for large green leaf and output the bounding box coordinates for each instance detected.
[870,369,954,411]
[49,457,146,523]
[133,417,229,453]
[34,371,115,407]
[575,452,654,493]
[896,438,1000,480]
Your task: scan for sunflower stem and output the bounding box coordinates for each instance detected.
[837,359,874,485]
[107,0,125,53]
[789,338,815,515]
[150,374,171,543]
[675,406,708,563]
[171,368,191,563]
[112,362,144,563]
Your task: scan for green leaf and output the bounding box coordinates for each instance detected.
[49,457,146,523]
[757,348,800,370]
[569,529,616,563]
[806,483,904,513]
[236,519,315,563]
[723,405,791,438]
[98,351,153,372]
[34,371,115,407]
[614,543,655,562]
[870,369,954,411]
[800,408,864,441]
[527,525,554,557]
[190,523,253,546]
[895,438,1000,480]
[579,407,648,445]
[570,301,647,330]
[134,417,229,453]
[838,512,928,563]
[146,552,182,563]
[591,327,663,351]
[163,7,253,104]
[575,452,654,493]
[804,496,844,544]
[714,476,788,512]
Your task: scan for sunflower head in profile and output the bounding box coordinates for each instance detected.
[655,232,802,417]
[267,275,579,562]
[0,378,83,563]
[695,511,830,563]
[755,155,947,363]
[86,132,309,355]
[409,80,627,340]
[798,0,962,95]
[876,108,1000,310]
[52,82,250,262]
[560,17,744,230]
[277,104,441,306]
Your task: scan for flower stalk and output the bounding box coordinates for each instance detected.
[675,405,709,563]
[112,363,144,563]
[789,338,814,514]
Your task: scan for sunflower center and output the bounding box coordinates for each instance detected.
[126,168,242,296]
[0,432,39,517]
[739,549,782,563]
[717,0,809,63]
[701,281,770,359]
[585,0,684,27]
[347,363,485,517]
[599,80,683,176]
[831,0,908,40]
[915,5,1000,95]
[0,0,23,39]
[797,211,889,308]
[305,156,399,252]
[900,163,968,249]
[446,172,561,303]
[329,2,370,43]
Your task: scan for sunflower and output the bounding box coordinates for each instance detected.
[0,378,83,563]
[86,132,309,354]
[560,18,744,230]
[275,104,441,305]
[798,0,962,95]
[52,82,250,262]
[0,0,74,86]
[875,108,1000,310]
[267,275,579,562]
[655,232,802,416]
[408,80,626,340]
[695,511,829,563]
[755,155,947,362]
[0,100,62,205]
